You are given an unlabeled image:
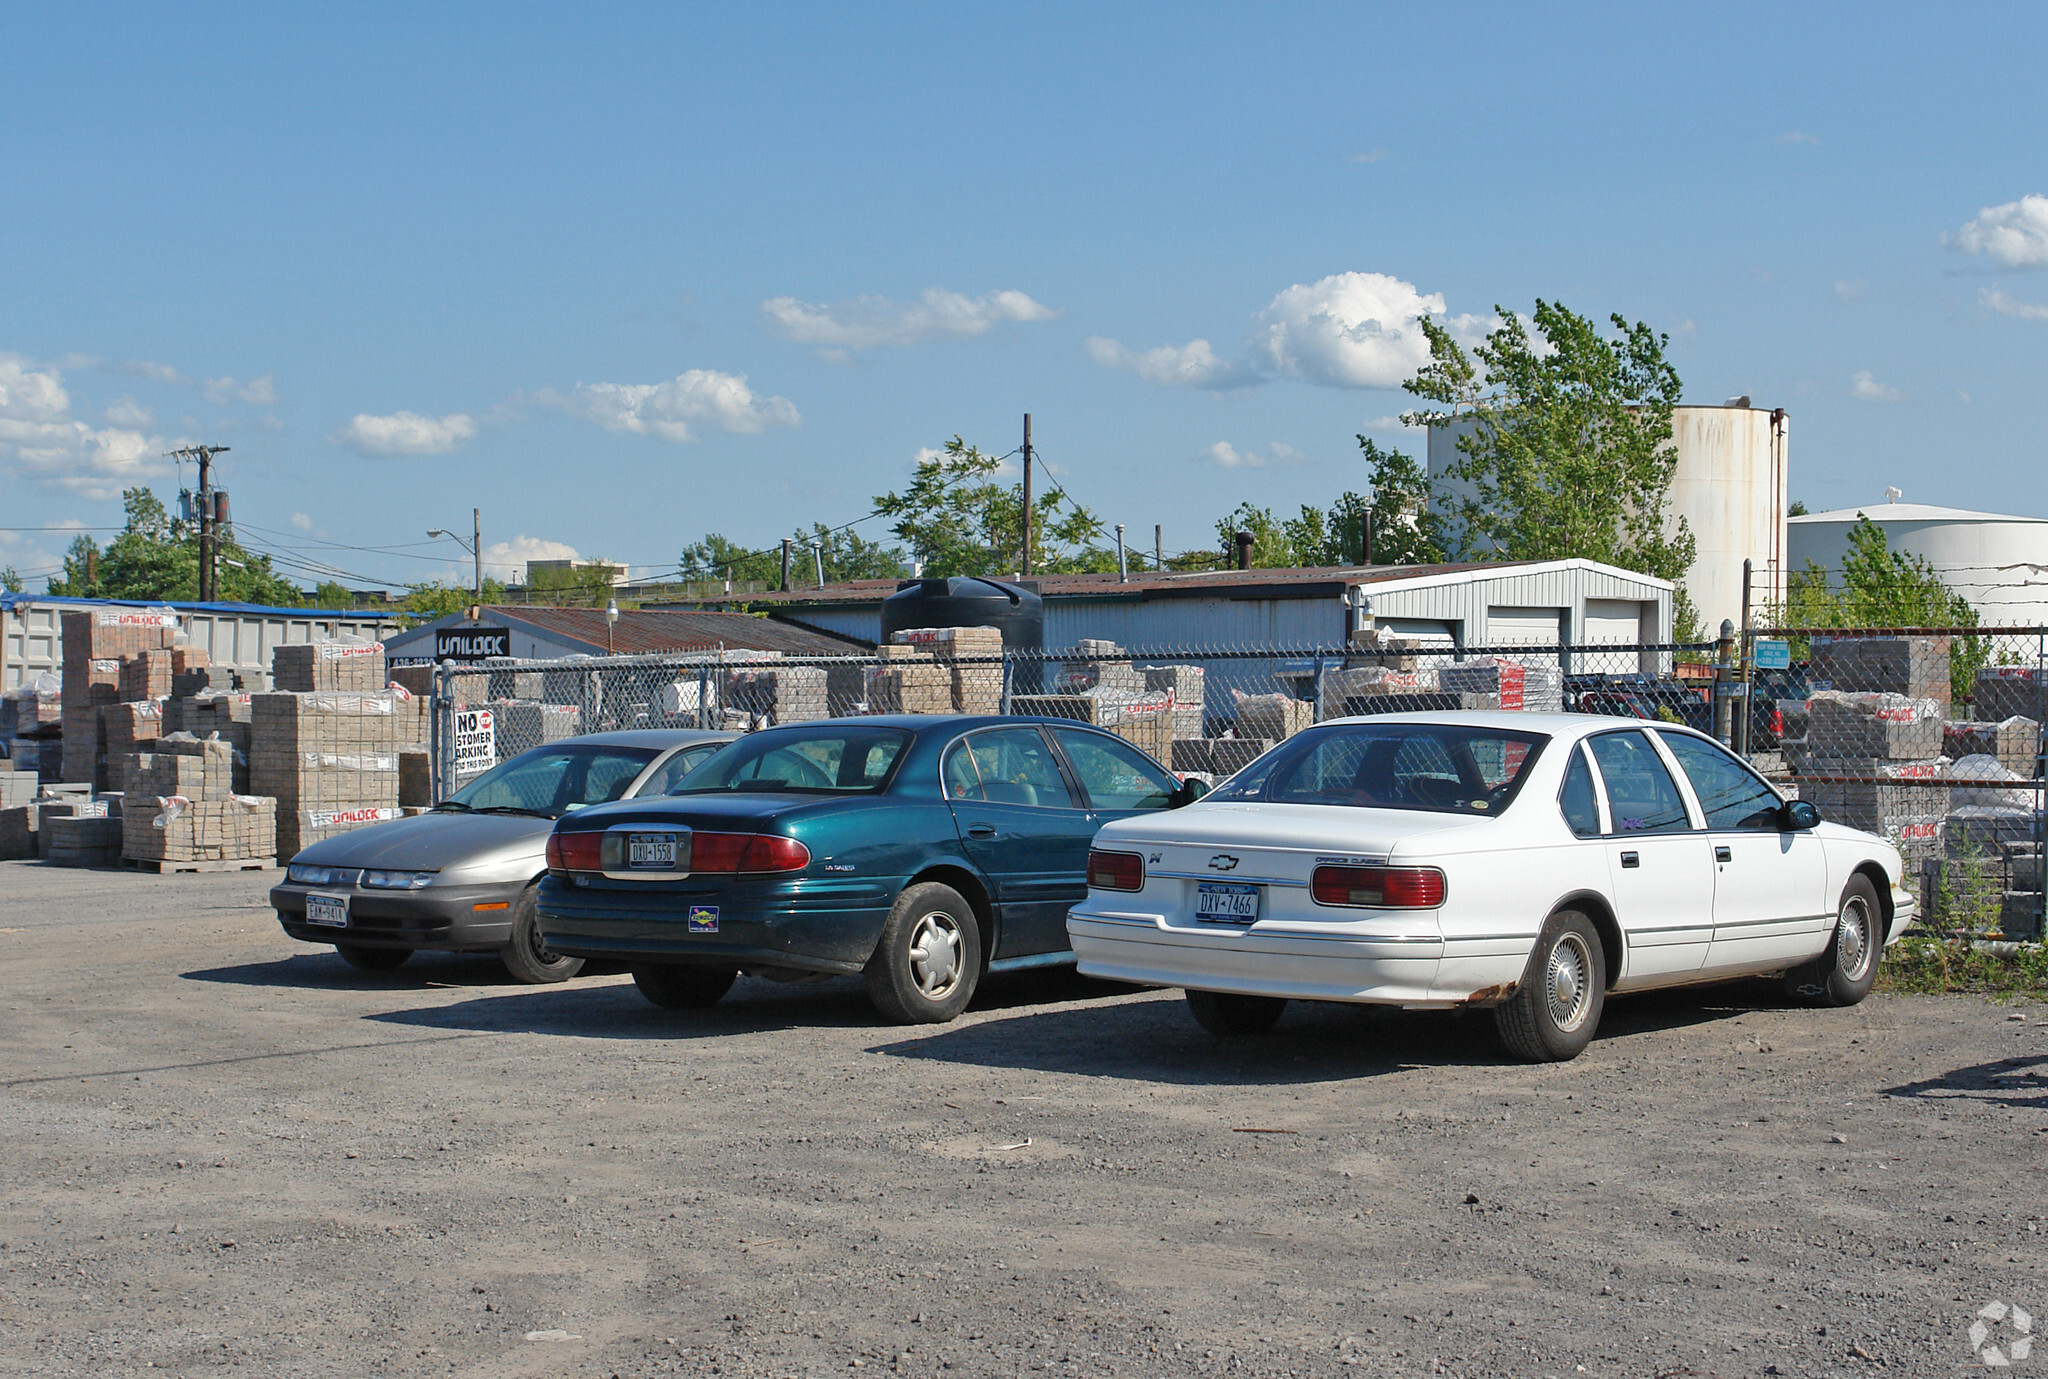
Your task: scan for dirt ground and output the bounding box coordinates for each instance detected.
[1,859,2044,1379]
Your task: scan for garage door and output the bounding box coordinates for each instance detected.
[1485,607,1563,646]
[1377,618,1457,652]
[1581,599,1643,644]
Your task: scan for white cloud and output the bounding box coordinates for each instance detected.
[104,396,153,427]
[761,288,1058,350]
[547,371,799,444]
[1833,279,1869,301]
[203,374,278,406]
[1349,148,1390,164]
[1252,271,1488,389]
[1776,131,1819,145]
[0,356,72,422]
[1850,370,1901,403]
[1203,441,1304,470]
[290,512,314,532]
[334,411,478,456]
[115,359,189,385]
[1084,336,1262,391]
[1984,288,2048,321]
[1947,194,2048,268]
[478,534,583,584]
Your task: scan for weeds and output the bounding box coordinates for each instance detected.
[1878,932,2048,998]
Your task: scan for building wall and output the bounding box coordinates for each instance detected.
[1428,405,1787,636]
[1787,516,2048,625]
[0,598,399,691]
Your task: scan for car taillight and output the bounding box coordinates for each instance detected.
[1087,849,1145,891]
[688,832,811,874]
[547,830,602,874]
[1769,706,1784,736]
[1310,865,1446,908]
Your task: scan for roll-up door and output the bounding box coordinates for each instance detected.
[1485,607,1563,646]
[1581,599,1643,643]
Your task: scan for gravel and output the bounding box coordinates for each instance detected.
[1,858,2044,1377]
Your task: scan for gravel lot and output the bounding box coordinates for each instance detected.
[2,858,2044,1378]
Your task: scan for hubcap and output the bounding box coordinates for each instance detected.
[1836,897,1873,981]
[907,911,963,998]
[1547,932,1592,1032]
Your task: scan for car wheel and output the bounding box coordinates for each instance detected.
[1784,874,1882,1007]
[335,943,412,973]
[1184,989,1287,1037]
[864,882,983,1024]
[630,963,737,1009]
[1495,909,1606,1062]
[499,885,584,985]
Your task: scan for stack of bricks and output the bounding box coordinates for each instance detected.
[250,687,403,860]
[0,758,37,809]
[866,640,956,714]
[726,666,829,724]
[273,638,389,693]
[1812,636,1951,711]
[1010,691,1177,761]
[896,627,1005,714]
[1975,667,2048,723]
[1170,737,1272,779]
[1796,691,1947,852]
[1143,665,1206,740]
[0,797,38,859]
[1230,691,1314,742]
[103,700,167,795]
[59,608,183,789]
[44,809,122,867]
[1943,717,2042,777]
[1438,659,1564,712]
[492,700,583,747]
[122,793,277,868]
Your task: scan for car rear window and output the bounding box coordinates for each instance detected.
[1208,722,1547,814]
[675,726,912,796]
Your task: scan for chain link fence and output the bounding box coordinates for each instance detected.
[421,625,2047,941]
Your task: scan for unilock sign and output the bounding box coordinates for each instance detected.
[434,627,511,661]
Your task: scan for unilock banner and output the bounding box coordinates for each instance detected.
[435,627,511,661]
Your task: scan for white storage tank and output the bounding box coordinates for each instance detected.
[1787,498,2048,625]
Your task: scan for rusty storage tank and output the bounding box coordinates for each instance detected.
[879,577,1044,650]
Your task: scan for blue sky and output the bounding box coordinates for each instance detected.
[4,3,2044,590]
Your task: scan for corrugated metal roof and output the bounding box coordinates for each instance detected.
[484,605,863,655]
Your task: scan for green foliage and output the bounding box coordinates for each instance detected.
[311,580,356,609]
[0,566,21,594]
[874,437,1106,576]
[681,522,911,588]
[1353,438,1449,565]
[47,487,301,605]
[1878,932,2048,998]
[527,560,624,605]
[402,578,507,625]
[1788,499,1808,517]
[1772,516,1984,699]
[1401,301,1696,624]
[1211,503,1295,568]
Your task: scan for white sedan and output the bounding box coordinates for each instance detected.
[1068,711,1916,1062]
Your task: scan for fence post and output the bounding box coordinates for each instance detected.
[433,660,453,803]
[1713,619,1736,744]
[1000,649,1014,716]
[2038,628,2045,940]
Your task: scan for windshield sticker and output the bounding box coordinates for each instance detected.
[688,906,720,934]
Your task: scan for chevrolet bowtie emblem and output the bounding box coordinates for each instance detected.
[1208,854,1239,872]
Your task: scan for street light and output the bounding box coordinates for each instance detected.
[606,598,619,654]
[426,507,483,602]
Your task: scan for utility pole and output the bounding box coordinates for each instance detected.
[1020,413,1033,576]
[168,445,230,601]
[472,507,482,602]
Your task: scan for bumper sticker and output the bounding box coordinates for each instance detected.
[688,905,719,934]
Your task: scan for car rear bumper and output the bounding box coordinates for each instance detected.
[270,881,520,951]
[535,878,893,974]
[1068,908,1447,1006]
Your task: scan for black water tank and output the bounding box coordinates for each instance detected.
[878,577,1043,650]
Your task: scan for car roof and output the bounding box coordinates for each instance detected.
[745,714,1112,733]
[560,728,739,748]
[1313,709,1720,745]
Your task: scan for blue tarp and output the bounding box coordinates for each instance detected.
[0,592,376,619]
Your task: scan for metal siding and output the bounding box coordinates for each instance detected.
[0,599,397,686]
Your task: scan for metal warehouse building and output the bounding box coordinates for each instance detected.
[691,558,1677,654]
[380,604,865,663]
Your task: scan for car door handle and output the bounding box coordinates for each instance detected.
[966,823,997,839]
[1715,846,1732,863]
[1620,851,1640,869]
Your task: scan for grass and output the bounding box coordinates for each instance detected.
[1877,932,2048,998]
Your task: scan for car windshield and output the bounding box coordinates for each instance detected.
[442,743,661,817]
[673,726,912,796]
[1208,722,1547,814]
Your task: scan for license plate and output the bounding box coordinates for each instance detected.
[305,893,349,928]
[1196,882,1260,924]
[629,833,679,869]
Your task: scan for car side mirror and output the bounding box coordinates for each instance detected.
[1170,777,1211,809]
[1780,799,1821,831]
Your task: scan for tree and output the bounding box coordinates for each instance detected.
[311,580,356,609]
[680,523,911,588]
[47,487,302,605]
[528,560,624,605]
[874,437,1107,576]
[1353,438,1449,565]
[1771,517,1984,701]
[402,577,507,625]
[1211,503,1296,568]
[1401,301,1698,630]
[0,567,22,594]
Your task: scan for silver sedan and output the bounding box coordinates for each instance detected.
[270,729,735,982]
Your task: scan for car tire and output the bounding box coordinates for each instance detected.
[335,943,412,973]
[864,882,982,1024]
[499,885,584,985]
[1495,909,1606,1062]
[1784,874,1882,1007]
[1184,989,1287,1037]
[631,963,737,1010]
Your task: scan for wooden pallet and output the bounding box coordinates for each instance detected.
[120,855,278,875]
